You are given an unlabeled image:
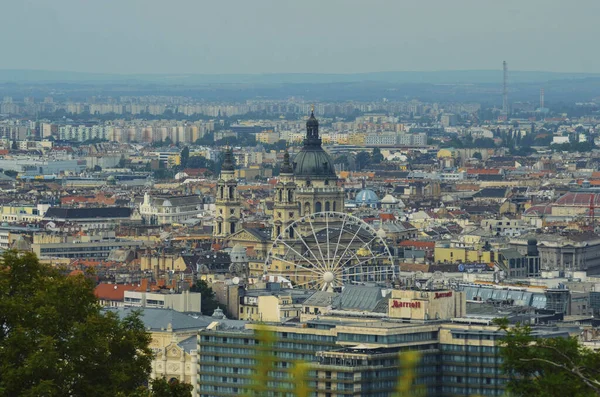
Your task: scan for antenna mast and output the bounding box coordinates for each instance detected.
[502,61,509,117]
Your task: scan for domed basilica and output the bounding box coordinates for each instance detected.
[214,108,345,269]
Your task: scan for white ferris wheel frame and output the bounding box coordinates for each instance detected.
[265,211,395,290]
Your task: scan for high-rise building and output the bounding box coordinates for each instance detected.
[196,288,568,397]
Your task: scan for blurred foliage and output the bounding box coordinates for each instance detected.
[0,251,153,397]
[237,326,427,397]
[495,318,600,397]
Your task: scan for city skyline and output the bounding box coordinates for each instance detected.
[2,0,599,74]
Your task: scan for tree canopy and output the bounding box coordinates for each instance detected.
[186,155,215,170]
[355,151,371,170]
[130,378,193,397]
[334,154,349,167]
[371,147,384,164]
[180,146,190,168]
[0,251,154,397]
[495,318,600,397]
[190,279,222,316]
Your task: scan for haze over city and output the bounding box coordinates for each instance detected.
[4,2,600,397]
[2,0,600,74]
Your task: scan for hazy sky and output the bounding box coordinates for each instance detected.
[1,0,599,74]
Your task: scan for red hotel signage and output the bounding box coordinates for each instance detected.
[434,291,453,299]
[391,300,421,309]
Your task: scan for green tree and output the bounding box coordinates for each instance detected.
[355,151,371,170]
[149,378,193,397]
[334,154,349,168]
[371,147,384,163]
[190,279,222,315]
[180,146,190,168]
[472,152,482,160]
[3,170,18,178]
[129,378,193,397]
[186,155,215,170]
[0,251,153,397]
[195,131,215,146]
[473,137,496,148]
[495,318,600,396]
[262,139,288,152]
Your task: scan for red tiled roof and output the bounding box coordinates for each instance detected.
[556,192,600,207]
[398,240,435,250]
[94,283,137,301]
[380,213,396,221]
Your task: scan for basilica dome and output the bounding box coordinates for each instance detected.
[292,110,336,180]
[293,146,336,179]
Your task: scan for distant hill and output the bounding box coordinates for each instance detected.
[0,69,599,85]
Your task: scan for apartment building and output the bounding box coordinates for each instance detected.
[31,231,143,259]
[123,290,202,313]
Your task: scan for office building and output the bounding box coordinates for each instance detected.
[196,287,566,397]
[123,290,202,313]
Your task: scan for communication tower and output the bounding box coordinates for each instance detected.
[502,61,509,116]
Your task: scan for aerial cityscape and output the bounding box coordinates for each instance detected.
[3,1,600,397]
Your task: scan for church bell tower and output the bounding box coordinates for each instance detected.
[214,148,241,239]
[272,150,299,239]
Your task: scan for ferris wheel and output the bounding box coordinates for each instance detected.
[265,211,395,291]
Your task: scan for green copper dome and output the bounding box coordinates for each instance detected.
[292,110,336,180]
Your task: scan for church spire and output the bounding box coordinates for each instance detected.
[305,105,320,146]
[280,149,293,175]
[221,147,235,172]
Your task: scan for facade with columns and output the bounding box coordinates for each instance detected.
[151,336,198,396]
